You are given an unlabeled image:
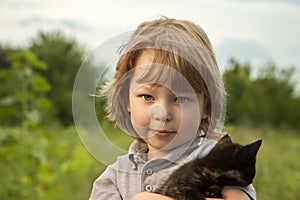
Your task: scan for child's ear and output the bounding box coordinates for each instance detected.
[201,110,208,119]
[201,101,209,120]
[127,104,131,112]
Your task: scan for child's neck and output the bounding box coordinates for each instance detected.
[147,147,171,160]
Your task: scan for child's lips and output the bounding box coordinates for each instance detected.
[151,129,177,137]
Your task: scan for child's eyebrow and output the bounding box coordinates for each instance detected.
[137,83,162,90]
[137,84,196,97]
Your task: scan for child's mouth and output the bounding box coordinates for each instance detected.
[151,129,177,137]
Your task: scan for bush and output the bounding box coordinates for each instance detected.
[0,126,104,200]
[223,59,300,129]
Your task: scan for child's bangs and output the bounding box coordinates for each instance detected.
[134,50,187,93]
[135,49,207,95]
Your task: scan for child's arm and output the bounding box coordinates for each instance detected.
[131,193,224,200]
[131,192,174,200]
[130,193,221,200]
[222,188,251,200]
[130,188,250,200]
[90,166,123,200]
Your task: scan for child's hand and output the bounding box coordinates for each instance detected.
[131,192,174,200]
[130,189,250,200]
[221,188,250,200]
[131,193,224,200]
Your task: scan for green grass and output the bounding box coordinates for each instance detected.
[0,126,104,200]
[1,124,299,199]
[228,125,300,200]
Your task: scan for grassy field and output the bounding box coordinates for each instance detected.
[0,124,299,199]
[228,125,300,200]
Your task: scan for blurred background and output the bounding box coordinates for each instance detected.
[0,0,299,199]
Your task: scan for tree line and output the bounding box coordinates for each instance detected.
[0,31,84,127]
[223,59,300,129]
[0,31,299,129]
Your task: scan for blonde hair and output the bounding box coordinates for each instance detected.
[105,17,226,140]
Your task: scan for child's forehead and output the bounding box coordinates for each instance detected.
[132,64,178,85]
[135,49,178,70]
[129,65,196,95]
[128,49,207,95]
[133,83,196,97]
[136,83,160,89]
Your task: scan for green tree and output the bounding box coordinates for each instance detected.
[223,59,252,123]
[30,31,85,125]
[0,51,52,127]
[223,59,300,129]
[250,64,299,127]
[0,44,20,69]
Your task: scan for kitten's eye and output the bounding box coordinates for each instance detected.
[141,94,154,101]
[175,97,188,104]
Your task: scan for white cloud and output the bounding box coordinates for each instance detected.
[0,0,299,68]
[215,38,269,70]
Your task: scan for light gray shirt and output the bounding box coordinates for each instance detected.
[90,136,256,200]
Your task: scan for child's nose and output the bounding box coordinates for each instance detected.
[149,104,172,122]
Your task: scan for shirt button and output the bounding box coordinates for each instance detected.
[146,168,153,175]
[145,184,153,192]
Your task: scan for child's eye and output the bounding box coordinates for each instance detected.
[175,97,188,104]
[141,94,154,101]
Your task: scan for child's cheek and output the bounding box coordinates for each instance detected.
[130,104,151,132]
[178,104,201,134]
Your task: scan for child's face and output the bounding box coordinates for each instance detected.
[128,51,207,153]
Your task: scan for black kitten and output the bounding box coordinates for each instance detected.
[155,135,262,200]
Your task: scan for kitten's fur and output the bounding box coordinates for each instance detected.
[155,135,262,200]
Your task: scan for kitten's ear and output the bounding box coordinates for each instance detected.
[245,140,262,156]
[218,134,232,145]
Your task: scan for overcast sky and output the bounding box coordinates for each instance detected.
[1,0,300,72]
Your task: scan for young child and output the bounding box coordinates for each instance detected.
[90,17,256,200]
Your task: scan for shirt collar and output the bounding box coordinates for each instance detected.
[163,134,200,163]
[128,132,201,167]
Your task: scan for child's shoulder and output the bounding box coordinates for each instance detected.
[199,136,218,145]
[104,153,137,174]
[105,140,147,172]
[194,136,218,158]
